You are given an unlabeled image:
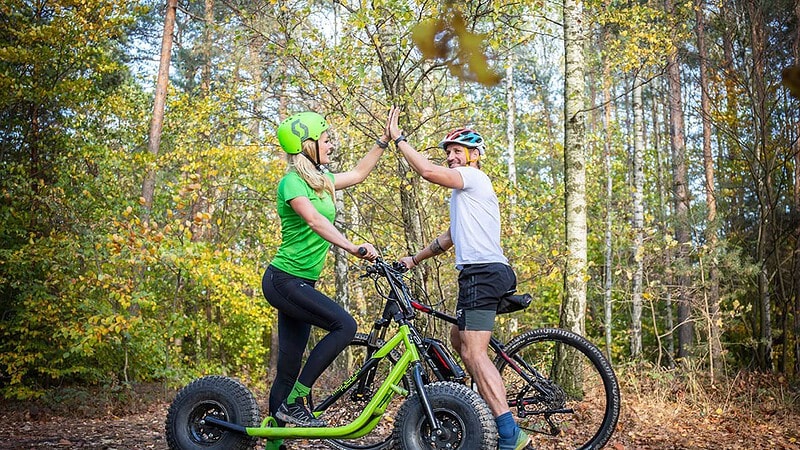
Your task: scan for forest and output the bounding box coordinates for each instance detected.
[1,0,799,418]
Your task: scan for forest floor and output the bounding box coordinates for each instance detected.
[0,369,798,450]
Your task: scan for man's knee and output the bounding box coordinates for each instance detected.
[454,329,492,366]
[459,344,489,364]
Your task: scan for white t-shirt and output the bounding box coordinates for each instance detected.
[450,167,508,268]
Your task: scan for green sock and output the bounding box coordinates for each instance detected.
[264,438,284,450]
[286,381,311,404]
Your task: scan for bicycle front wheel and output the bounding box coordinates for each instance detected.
[495,328,620,450]
[311,333,410,450]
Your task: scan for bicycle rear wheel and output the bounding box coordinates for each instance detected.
[495,328,620,450]
[311,333,410,450]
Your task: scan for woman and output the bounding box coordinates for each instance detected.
[262,111,388,431]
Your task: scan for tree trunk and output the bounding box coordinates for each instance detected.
[631,75,645,359]
[503,57,520,334]
[746,0,773,372]
[268,36,289,382]
[654,86,675,368]
[602,36,614,363]
[721,0,742,227]
[191,0,215,243]
[334,189,351,319]
[793,0,800,379]
[696,0,723,379]
[247,37,265,138]
[141,0,178,219]
[506,58,518,216]
[665,0,692,361]
[374,22,427,297]
[561,0,587,337]
[201,0,213,94]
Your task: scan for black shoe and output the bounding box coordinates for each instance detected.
[275,398,325,427]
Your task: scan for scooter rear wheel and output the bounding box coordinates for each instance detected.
[166,375,260,450]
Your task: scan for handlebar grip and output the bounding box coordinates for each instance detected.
[392,261,409,273]
[358,247,367,256]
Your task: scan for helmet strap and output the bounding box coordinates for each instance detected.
[465,148,481,167]
[304,140,328,173]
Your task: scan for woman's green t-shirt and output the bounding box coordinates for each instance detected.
[271,171,336,280]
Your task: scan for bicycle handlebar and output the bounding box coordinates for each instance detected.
[360,257,415,322]
[363,257,408,275]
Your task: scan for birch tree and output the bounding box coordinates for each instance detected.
[631,75,645,358]
[602,41,614,362]
[561,0,588,337]
[506,58,519,215]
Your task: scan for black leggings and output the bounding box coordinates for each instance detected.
[262,265,357,416]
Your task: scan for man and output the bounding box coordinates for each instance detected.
[386,106,532,450]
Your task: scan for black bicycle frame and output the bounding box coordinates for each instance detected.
[408,298,554,410]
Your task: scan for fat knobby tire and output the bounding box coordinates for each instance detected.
[165,375,260,450]
[392,381,498,449]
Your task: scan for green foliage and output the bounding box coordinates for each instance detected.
[0,0,144,398]
[593,1,680,75]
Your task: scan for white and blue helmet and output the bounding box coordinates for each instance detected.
[440,128,486,155]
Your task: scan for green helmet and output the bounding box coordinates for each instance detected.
[276,111,330,154]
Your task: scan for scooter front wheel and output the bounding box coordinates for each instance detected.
[392,381,497,449]
[165,375,260,450]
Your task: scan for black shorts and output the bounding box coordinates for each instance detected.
[456,263,516,331]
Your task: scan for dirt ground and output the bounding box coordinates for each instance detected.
[0,372,798,449]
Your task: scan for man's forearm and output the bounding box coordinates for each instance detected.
[411,231,453,263]
[397,140,435,177]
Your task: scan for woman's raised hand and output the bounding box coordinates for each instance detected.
[386,106,403,141]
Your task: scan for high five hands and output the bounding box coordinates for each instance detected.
[386,106,403,142]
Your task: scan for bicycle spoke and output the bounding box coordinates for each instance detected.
[497,328,620,450]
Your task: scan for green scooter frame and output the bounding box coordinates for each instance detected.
[246,324,418,441]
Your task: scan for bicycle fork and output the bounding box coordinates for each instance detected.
[410,361,442,434]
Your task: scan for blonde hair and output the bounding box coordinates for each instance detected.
[288,139,335,198]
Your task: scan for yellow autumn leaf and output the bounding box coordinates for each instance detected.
[781,65,800,99]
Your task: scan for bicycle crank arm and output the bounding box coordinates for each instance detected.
[521,407,574,418]
[201,416,248,435]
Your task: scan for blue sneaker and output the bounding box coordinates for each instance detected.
[498,427,532,450]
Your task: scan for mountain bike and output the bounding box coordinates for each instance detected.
[318,258,621,450]
[164,256,498,450]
